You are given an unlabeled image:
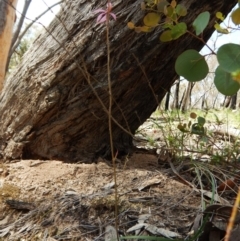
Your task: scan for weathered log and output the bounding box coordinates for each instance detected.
[0,0,236,162]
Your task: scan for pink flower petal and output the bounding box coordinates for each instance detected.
[98,16,107,23]
[110,13,117,20]
[96,13,105,23]
[94,3,116,24]
[93,9,105,14]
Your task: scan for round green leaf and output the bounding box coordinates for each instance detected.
[231,7,240,25]
[176,4,187,16]
[175,50,209,82]
[160,30,172,42]
[143,13,161,27]
[214,66,240,96]
[197,116,206,126]
[171,22,187,39]
[217,43,240,73]
[192,11,210,36]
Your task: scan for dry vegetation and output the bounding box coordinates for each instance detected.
[0,1,239,241]
[0,108,240,241]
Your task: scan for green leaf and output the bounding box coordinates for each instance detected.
[162,22,173,29]
[160,30,172,42]
[171,22,187,39]
[214,66,240,96]
[192,11,210,35]
[231,7,240,25]
[160,23,187,41]
[197,116,206,126]
[191,123,205,135]
[171,12,178,22]
[165,5,174,17]
[175,50,209,82]
[157,0,169,12]
[143,13,161,27]
[176,4,187,16]
[217,43,240,73]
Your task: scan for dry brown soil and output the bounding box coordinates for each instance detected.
[0,153,202,241]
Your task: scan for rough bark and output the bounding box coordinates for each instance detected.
[201,94,205,109]
[0,0,18,90]
[223,96,231,108]
[0,0,236,162]
[165,91,170,111]
[230,93,237,110]
[180,82,192,113]
[189,82,194,107]
[172,79,180,109]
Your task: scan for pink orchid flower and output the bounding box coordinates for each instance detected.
[94,3,117,24]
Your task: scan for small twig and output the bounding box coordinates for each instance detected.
[224,187,240,241]
[186,30,216,55]
[11,1,62,54]
[11,0,32,52]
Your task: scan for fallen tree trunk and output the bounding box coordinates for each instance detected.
[0,0,236,162]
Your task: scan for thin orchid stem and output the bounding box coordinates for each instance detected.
[105,1,119,239]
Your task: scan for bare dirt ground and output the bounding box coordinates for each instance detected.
[0,152,203,241]
[0,117,239,241]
